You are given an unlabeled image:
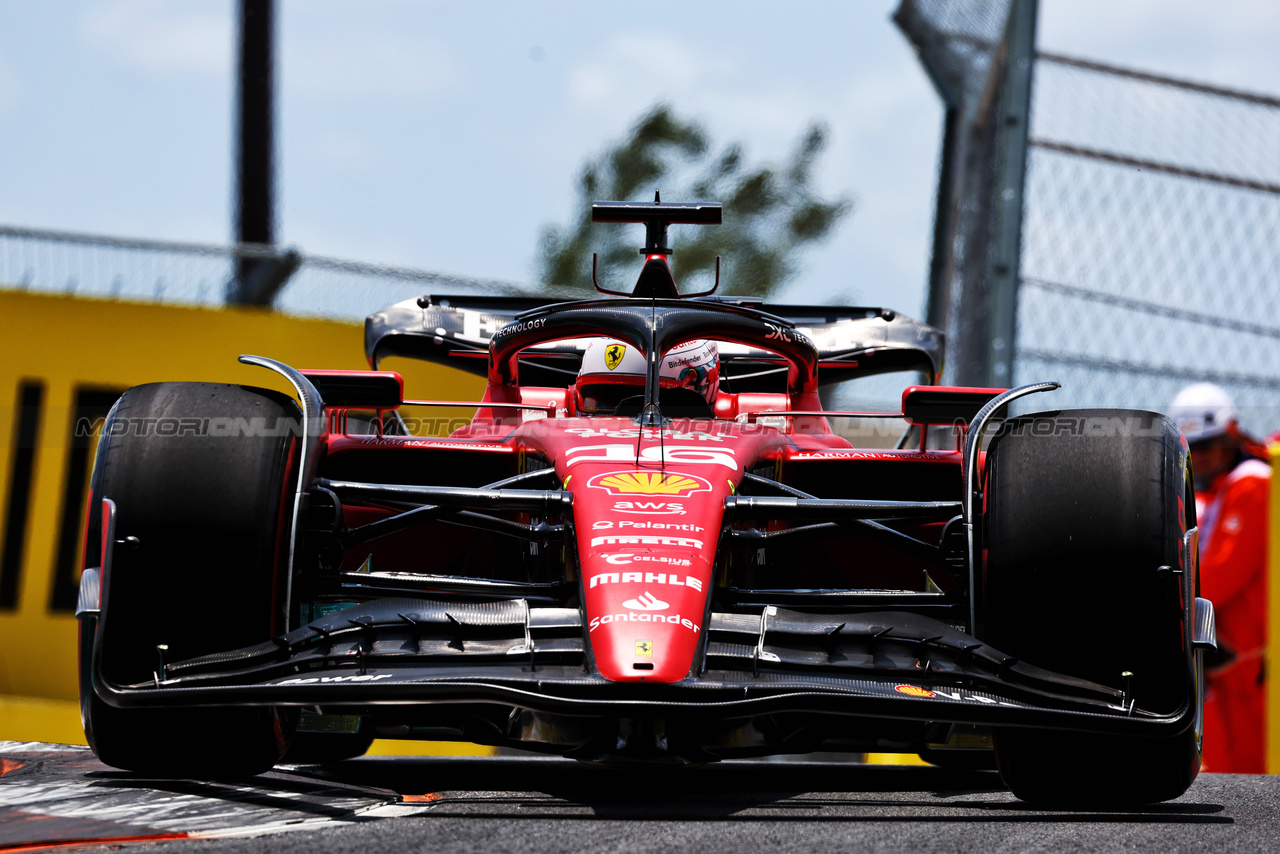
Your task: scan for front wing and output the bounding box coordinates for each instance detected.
[86,595,1198,739]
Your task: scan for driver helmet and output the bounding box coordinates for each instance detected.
[575,338,720,415]
[1170,382,1238,444]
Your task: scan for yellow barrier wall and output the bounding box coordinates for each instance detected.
[0,290,482,731]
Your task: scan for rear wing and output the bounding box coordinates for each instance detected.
[364,295,944,388]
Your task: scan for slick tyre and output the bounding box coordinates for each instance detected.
[983,409,1199,806]
[78,382,299,778]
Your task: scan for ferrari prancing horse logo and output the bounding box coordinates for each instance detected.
[635,640,653,657]
[605,344,627,371]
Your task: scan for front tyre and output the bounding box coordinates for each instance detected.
[984,409,1200,805]
[78,382,300,777]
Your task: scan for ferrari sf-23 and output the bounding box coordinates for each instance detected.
[77,200,1215,805]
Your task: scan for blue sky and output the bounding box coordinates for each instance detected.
[1,0,1277,316]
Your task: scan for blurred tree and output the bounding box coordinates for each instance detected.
[538,104,853,297]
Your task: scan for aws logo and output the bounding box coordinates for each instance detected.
[588,470,711,497]
[613,500,685,515]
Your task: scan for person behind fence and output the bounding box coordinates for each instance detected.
[1170,382,1270,773]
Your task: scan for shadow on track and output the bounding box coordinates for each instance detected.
[286,755,1231,825]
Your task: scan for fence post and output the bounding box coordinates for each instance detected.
[925,107,960,332]
[230,248,300,307]
[983,0,1037,388]
[232,0,276,306]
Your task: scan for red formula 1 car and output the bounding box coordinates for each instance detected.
[77,201,1215,805]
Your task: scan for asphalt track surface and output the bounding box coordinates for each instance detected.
[4,743,1280,853]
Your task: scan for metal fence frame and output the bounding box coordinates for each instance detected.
[0,223,536,322]
[895,0,1034,388]
[1018,51,1280,404]
[900,0,1280,435]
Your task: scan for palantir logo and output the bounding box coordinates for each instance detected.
[622,591,669,612]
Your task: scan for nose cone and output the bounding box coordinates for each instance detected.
[585,557,711,682]
[571,468,726,683]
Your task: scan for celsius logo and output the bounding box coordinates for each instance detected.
[601,554,694,569]
[622,591,669,611]
[588,470,712,497]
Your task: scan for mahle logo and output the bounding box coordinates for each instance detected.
[588,470,711,497]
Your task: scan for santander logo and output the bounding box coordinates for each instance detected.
[622,591,669,612]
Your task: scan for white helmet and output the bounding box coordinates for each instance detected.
[1170,382,1238,443]
[576,338,720,414]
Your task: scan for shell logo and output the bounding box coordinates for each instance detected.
[588,470,712,497]
[894,685,935,698]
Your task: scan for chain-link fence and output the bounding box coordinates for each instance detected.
[900,0,1280,436]
[0,224,529,322]
[10,3,1280,435]
[1018,53,1280,435]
